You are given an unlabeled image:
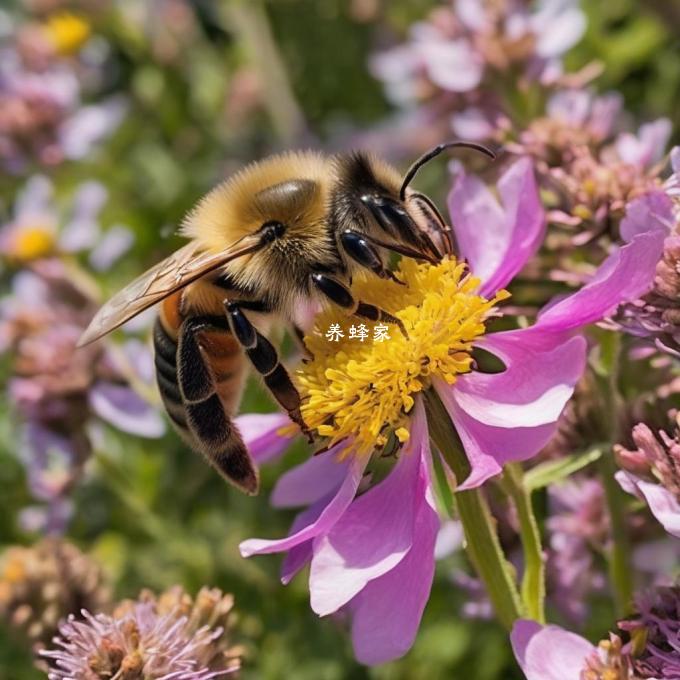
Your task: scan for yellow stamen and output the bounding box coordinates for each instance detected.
[9,225,56,262]
[297,256,509,458]
[43,13,91,55]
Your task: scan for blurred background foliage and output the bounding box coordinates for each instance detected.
[0,0,679,678]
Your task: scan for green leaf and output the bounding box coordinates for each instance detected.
[524,446,603,492]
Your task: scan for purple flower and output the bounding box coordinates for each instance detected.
[620,585,680,678]
[236,158,665,664]
[608,153,680,355]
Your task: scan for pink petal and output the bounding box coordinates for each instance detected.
[616,472,680,538]
[434,332,586,488]
[451,107,496,141]
[532,2,586,58]
[271,448,354,509]
[672,146,680,174]
[535,231,666,333]
[511,620,593,680]
[309,400,429,616]
[280,499,328,585]
[239,444,365,558]
[350,461,439,665]
[615,119,672,169]
[234,412,294,464]
[620,190,674,242]
[89,382,165,438]
[421,39,483,92]
[448,158,545,295]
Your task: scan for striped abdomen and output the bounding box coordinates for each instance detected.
[153,299,258,494]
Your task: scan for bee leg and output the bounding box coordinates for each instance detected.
[310,273,408,338]
[223,300,313,443]
[339,229,405,284]
[177,316,259,494]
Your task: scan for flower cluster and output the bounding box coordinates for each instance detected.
[0,179,164,533]
[0,7,124,173]
[0,539,110,653]
[371,0,586,142]
[42,585,241,680]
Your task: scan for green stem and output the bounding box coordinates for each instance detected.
[502,463,545,623]
[599,455,635,616]
[425,390,523,629]
[597,332,635,616]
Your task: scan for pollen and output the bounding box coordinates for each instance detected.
[297,256,509,458]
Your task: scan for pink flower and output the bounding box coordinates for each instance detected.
[238,158,665,665]
[511,620,597,680]
[513,586,680,679]
[510,620,635,680]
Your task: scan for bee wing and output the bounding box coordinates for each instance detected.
[78,237,261,346]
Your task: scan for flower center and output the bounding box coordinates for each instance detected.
[296,256,508,458]
[581,635,635,680]
[11,224,56,261]
[43,13,92,55]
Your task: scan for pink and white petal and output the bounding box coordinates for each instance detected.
[535,231,666,333]
[433,333,586,488]
[271,448,354,509]
[309,400,429,616]
[440,400,557,488]
[350,464,440,665]
[239,445,365,558]
[615,472,680,538]
[452,335,586,428]
[511,620,594,680]
[448,158,545,296]
[89,382,165,438]
[280,498,329,585]
[234,412,294,464]
[620,190,674,242]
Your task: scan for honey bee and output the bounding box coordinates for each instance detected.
[79,142,493,494]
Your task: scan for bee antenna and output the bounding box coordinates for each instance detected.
[399,141,496,201]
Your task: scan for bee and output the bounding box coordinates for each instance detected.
[78,141,493,494]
